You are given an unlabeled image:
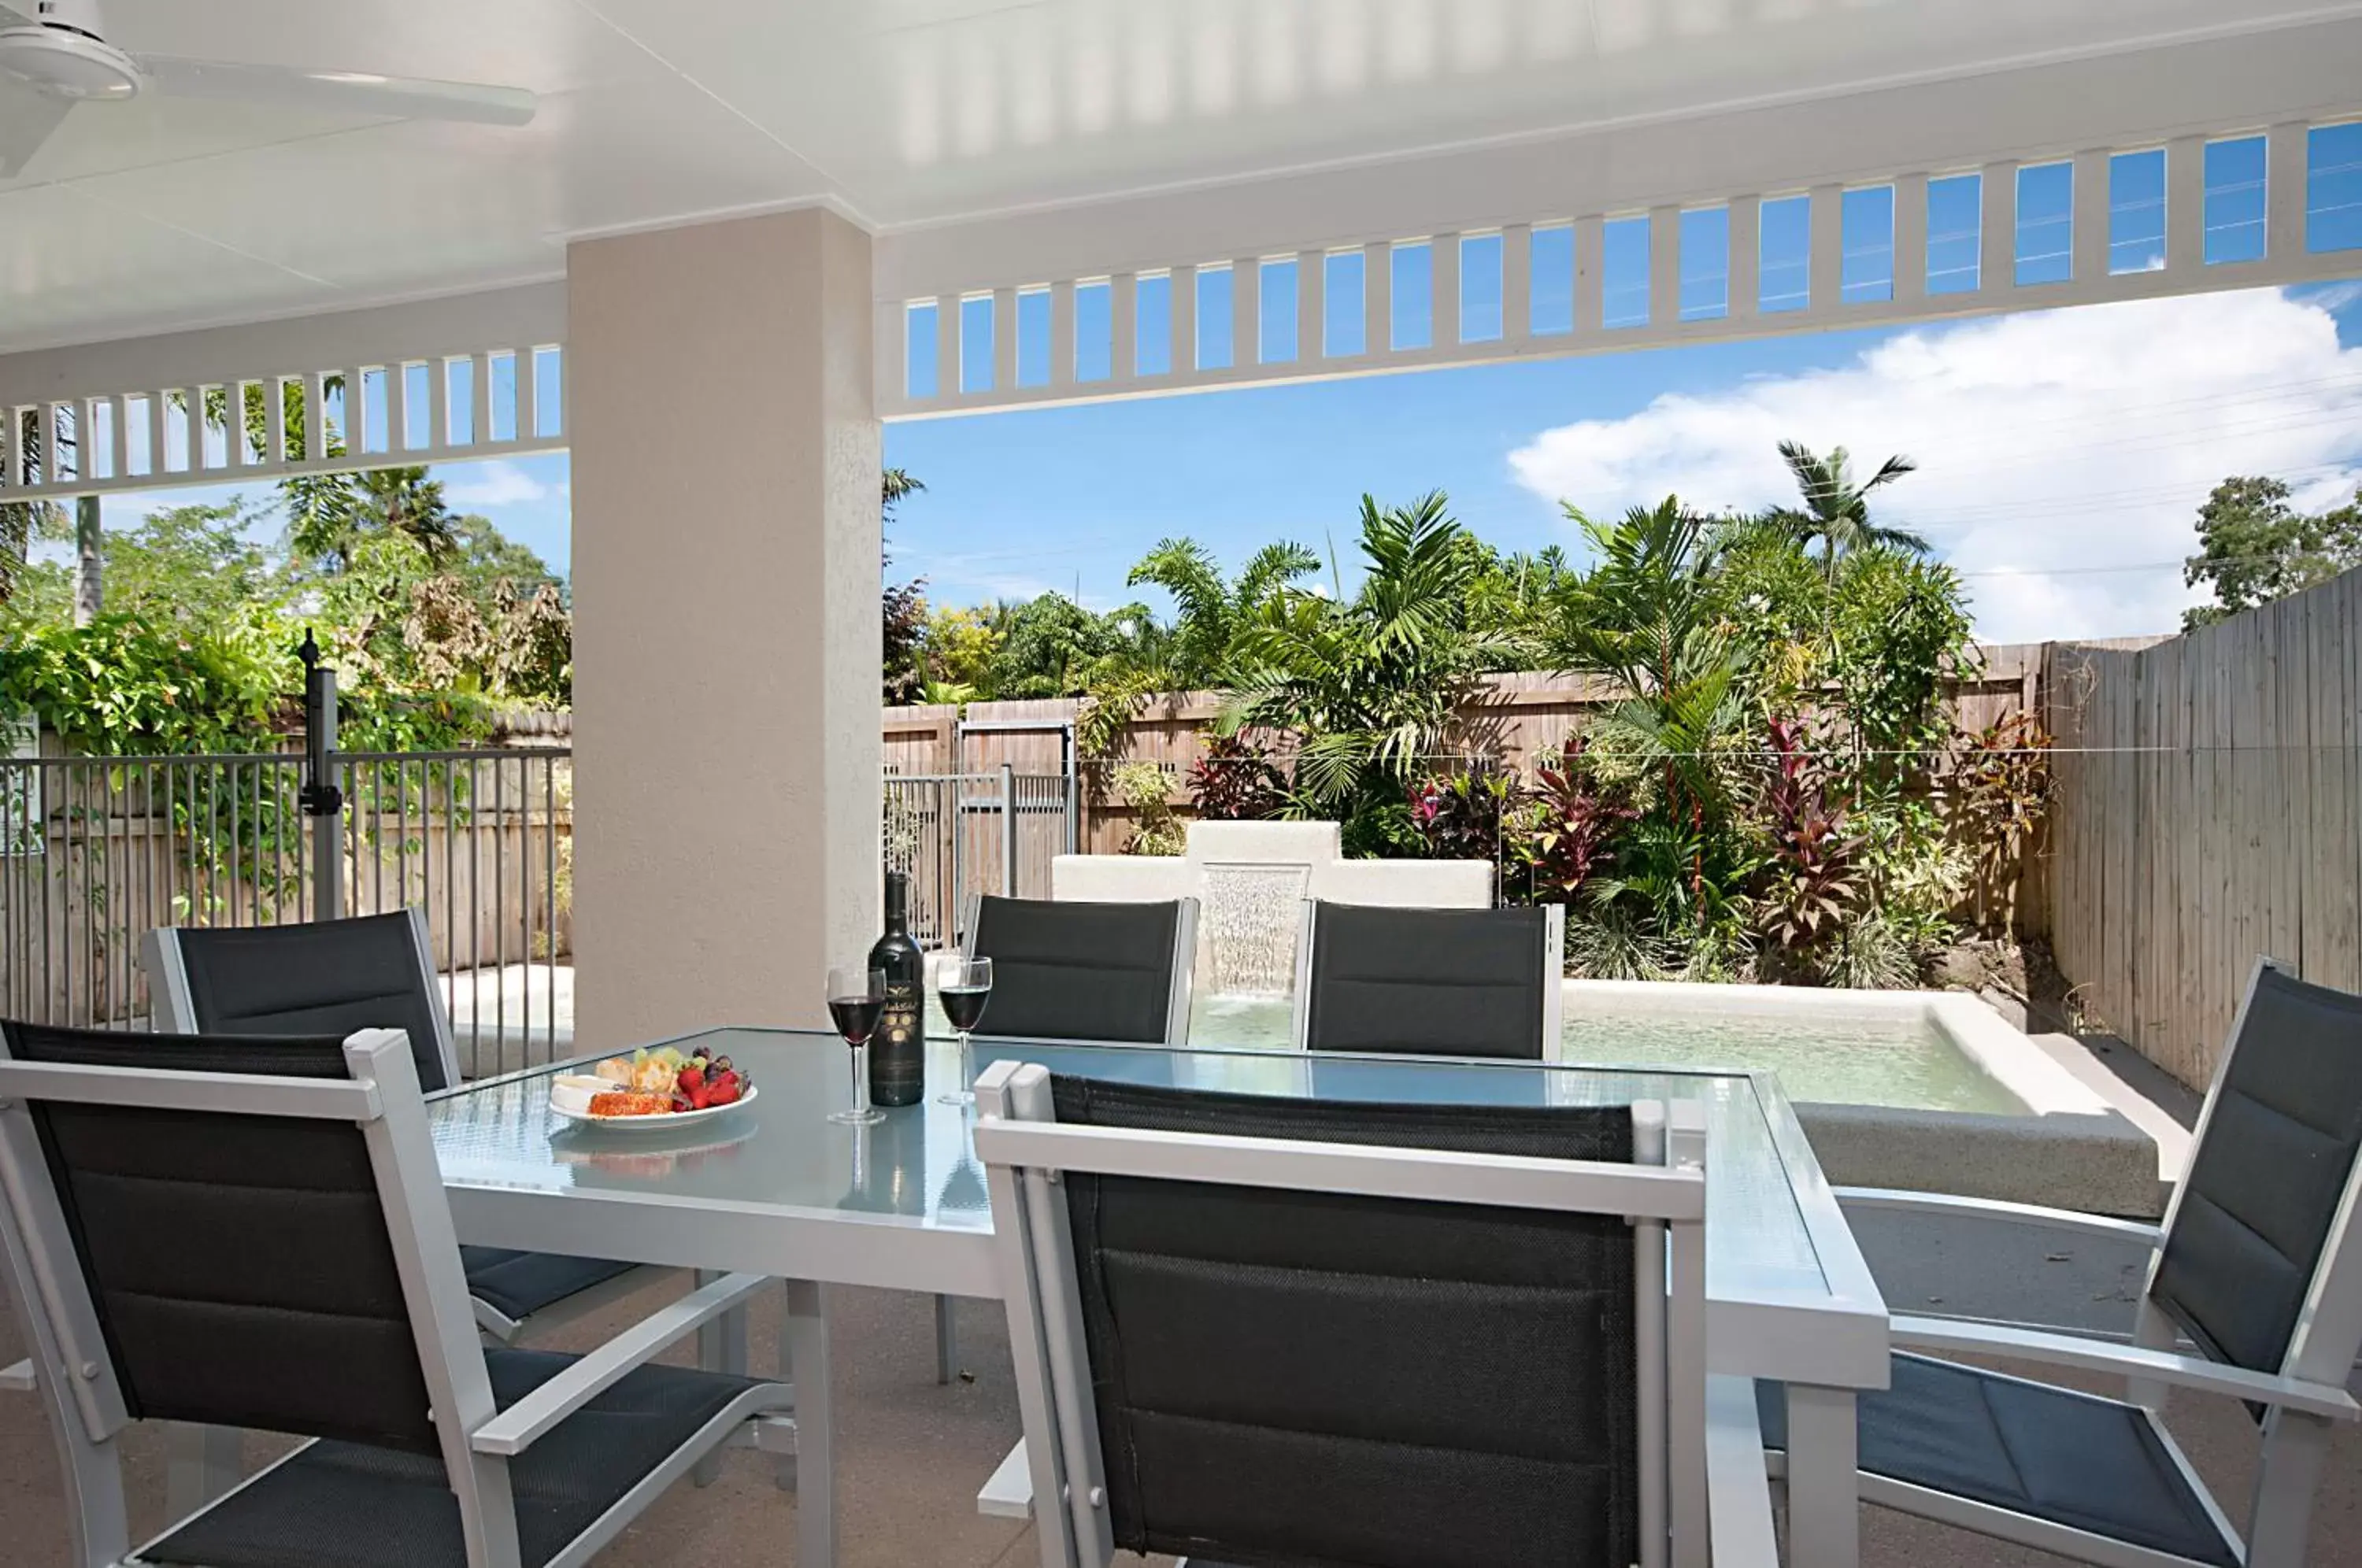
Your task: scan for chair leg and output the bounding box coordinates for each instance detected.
[1783,1385,1860,1568]
[692,1270,750,1488]
[787,1280,837,1568]
[2246,1408,2336,1568]
[935,1292,959,1384]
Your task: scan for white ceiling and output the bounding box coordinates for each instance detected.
[2,0,2359,353]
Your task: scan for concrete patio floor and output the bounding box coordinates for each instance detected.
[5,1207,2361,1566]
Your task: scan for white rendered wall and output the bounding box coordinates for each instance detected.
[568,209,881,1050]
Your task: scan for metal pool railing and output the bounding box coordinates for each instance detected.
[0,749,572,1078]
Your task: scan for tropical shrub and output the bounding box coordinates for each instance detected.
[1513,744,1634,904]
[1753,718,1864,953]
[1187,733,1287,822]
[1109,761,1186,856]
[1408,763,1517,862]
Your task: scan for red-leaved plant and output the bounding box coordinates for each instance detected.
[1187,733,1289,822]
[1757,716,1864,949]
[1522,741,1635,902]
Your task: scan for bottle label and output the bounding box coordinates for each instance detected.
[871,979,926,1105]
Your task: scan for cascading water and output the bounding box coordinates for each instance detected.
[1198,862,1311,998]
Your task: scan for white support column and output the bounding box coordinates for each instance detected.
[147,388,168,475]
[1573,216,1603,335]
[346,369,368,460]
[1109,273,1136,384]
[516,352,539,442]
[1,401,17,486]
[428,360,451,452]
[991,288,1017,393]
[1432,231,1461,347]
[1808,185,1842,313]
[1050,280,1076,388]
[568,208,882,1048]
[1501,224,1531,344]
[387,362,411,454]
[1890,177,1927,305]
[2267,122,2307,261]
[2167,137,2205,273]
[1362,242,1390,354]
[1231,257,1258,368]
[2072,150,2108,283]
[261,383,284,467]
[933,294,957,398]
[36,400,56,483]
[1981,161,2016,294]
[305,371,329,460]
[1172,264,1198,372]
[1295,249,1322,362]
[1648,207,1679,326]
[472,355,494,446]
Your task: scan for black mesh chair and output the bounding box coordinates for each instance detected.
[143,912,645,1347]
[1295,900,1564,1060]
[0,1019,794,1568]
[973,1060,1779,1568]
[967,894,1198,1045]
[931,894,1198,1384]
[1766,958,2362,1568]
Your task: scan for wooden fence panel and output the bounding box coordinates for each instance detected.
[2039,570,2362,1089]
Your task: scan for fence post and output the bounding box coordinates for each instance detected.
[297,631,344,922]
[1000,762,1016,898]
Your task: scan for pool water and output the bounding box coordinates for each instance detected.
[1182,993,2027,1115]
[931,989,2027,1116]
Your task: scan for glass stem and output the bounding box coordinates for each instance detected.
[852,1043,872,1119]
[957,1030,973,1096]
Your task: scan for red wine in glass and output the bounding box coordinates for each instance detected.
[827,995,885,1043]
[939,986,990,1033]
[827,965,887,1126]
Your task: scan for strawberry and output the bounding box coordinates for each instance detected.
[705,1069,742,1106]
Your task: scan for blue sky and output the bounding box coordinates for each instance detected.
[884,279,2362,642]
[55,283,2362,645]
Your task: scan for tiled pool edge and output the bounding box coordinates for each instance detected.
[1564,980,2167,1219]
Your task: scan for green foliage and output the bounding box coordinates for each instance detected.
[1109,761,1186,856]
[2182,475,2362,630]
[1126,536,1317,690]
[1186,733,1287,822]
[0,612,291,755]
[1230,491,1530,845]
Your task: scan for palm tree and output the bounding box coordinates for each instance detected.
[1550,497,1751,925]
[1766,440,1928,577]
[1230,491,1528,819]
[1124,535,1319,689]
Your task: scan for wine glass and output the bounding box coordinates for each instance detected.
[933,954,994,1107]
[825,965,888,1126]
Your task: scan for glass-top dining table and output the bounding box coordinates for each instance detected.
[428,1026,1890,1568]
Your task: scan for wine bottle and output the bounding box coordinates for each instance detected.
[867,871,926,1108]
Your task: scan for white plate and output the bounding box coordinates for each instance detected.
[550,1083,759,1132]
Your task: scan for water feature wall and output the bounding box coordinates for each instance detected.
[1050,819,1493,1005]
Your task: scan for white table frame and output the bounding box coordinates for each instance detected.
[428,1029,1890,1568]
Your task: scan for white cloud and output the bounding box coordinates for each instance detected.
[441,459,548,508]
[1508,287,2362,642]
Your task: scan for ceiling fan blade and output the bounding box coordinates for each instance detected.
[136,55,535,127]
[0,83,68,177]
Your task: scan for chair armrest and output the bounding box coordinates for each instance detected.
[0,1358,32,1393]
[1835,1188,2163,1248]
[1890,1315,2361,1422]
[471,1271,773,1456]
[1704,1377,1780,1568]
